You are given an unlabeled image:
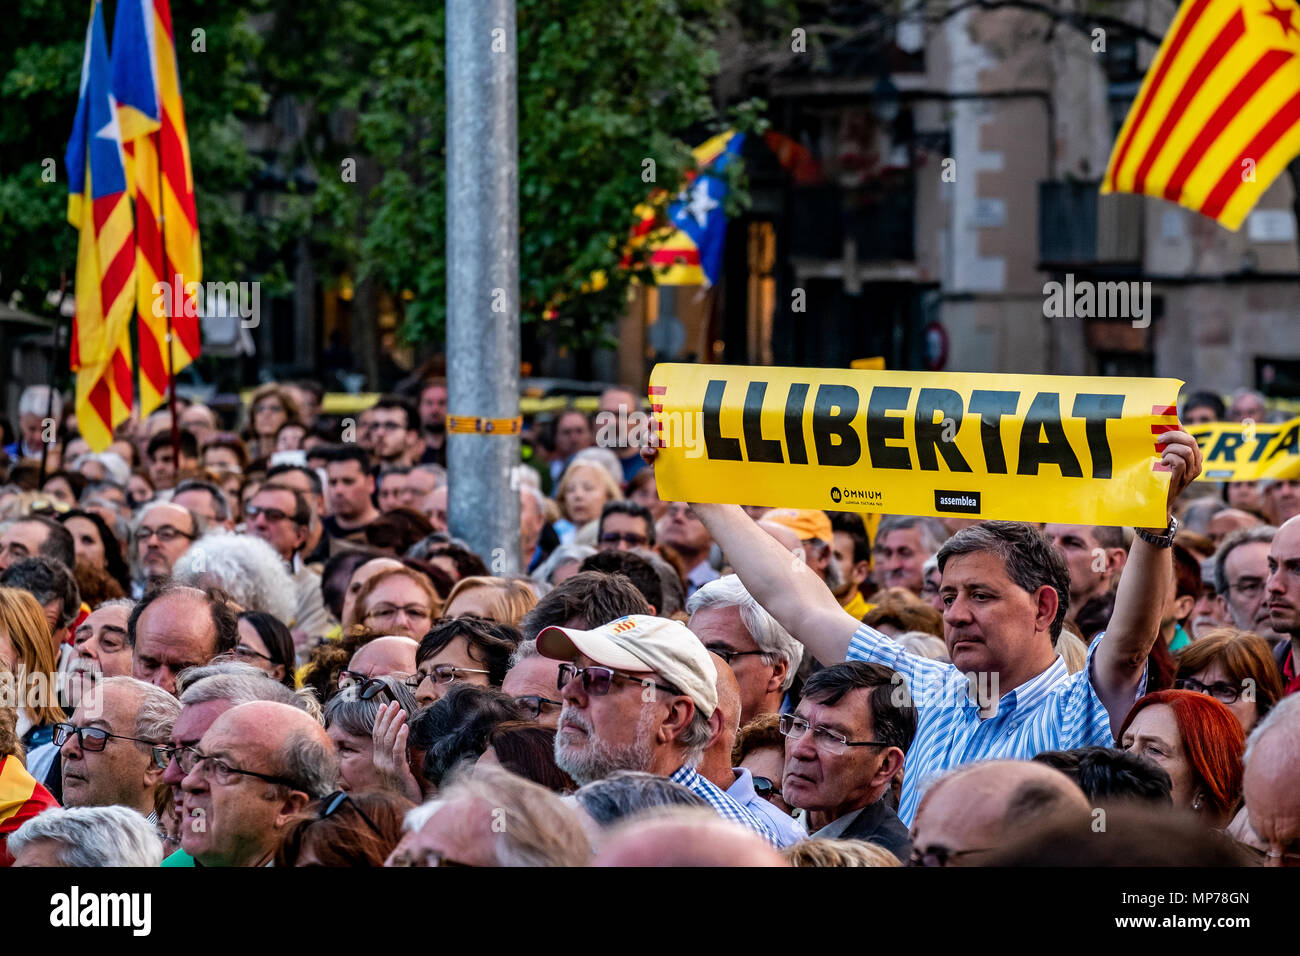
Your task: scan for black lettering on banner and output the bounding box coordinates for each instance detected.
[1265,423,1300,462]
[784,383,810,465]
[742,381,784,464]
[1249,430,1280,462]
[1071,393,1124,479]
[1207,431,1246,463]
[702,380,742,461]
[812,384,861,467]
[866,386,912,470]
[915,388,972,472]
[1017,392,1083,477]
[968,390,1019,475]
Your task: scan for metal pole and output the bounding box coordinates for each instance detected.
[446,0,520,571]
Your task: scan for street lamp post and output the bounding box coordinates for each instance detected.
[445,0,521,571]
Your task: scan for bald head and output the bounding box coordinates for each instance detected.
[592,812,788,867]
[212,700,331,755]
[348,636,419,680]
[1244,698,1300,862]
[910,760,1089,865]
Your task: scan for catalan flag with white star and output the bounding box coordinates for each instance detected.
[66,0,136,452]
[1102,0,1300,230]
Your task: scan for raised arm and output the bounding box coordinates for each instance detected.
[643,445,860,664]
[1093,429,1202,735]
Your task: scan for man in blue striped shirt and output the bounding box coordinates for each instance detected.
[537,614,779,845]
[642,430,1202,825]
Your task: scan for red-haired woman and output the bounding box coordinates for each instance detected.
[1118,689,1245,829]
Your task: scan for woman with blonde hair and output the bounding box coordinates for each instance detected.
[783,838,902,867]
[242,383,303,459]
[442,576,538,628]
[553,461,622,546]
[0,588,67,782]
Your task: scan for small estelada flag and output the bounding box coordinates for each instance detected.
[1102,0,1300,230]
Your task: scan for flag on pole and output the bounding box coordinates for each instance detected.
[1101,0,1300,230]
[112,0,202,417]
[66,0,136,453]
[632,130,746,286]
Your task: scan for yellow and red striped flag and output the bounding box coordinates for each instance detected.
[0,754,59,866]
[112,0,202,417]
[65,0,136,453]
[1102,0,1300,230]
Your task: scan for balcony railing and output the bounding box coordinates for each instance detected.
[1039,180,1143,268]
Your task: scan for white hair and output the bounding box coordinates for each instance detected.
[9,806,162,866]
[18,385,62,421]
[1244,693,1300,767]
[686,574,804,690]
[72,451,131,486]
[570,447,624,488]
[171,532,297,625]
[531,543,596,586]
[508,638,541,668]
[96,675,181,742]
[893,631,949,661]
[178,662,305,710]
[511,465,541,492]
[403,798,444,833]
[412,463,446,489]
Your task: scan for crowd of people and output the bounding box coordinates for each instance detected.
[0,375,1297,867]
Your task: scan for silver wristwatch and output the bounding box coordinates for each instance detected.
[1135,515,1179,548]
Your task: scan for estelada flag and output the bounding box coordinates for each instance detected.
[66,0,136,453]
[1102,0,1300,230]
[111,0,203,417]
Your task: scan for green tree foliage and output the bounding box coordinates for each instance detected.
[0,0,767,361]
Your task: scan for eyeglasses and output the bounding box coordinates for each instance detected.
[133,525,195,544]
[152,744,180,771]
[1174,677,1246,704]
[318,791,385,839]
[705,645,771,666]
[245,504,301,525]
[514,695,563,718]
[556,663,681,698]
[176,747,310,792]
[422,664,491,685]
[599,532,649,547]
[778,713,890,756]
[253,402,284,415]
[664,503,700,521]
[908,844,996,867]
[54,722,158,754]
[752,776,782,799]
[365,604,433,626]
[234,644,274,663]
[356,677,410,703]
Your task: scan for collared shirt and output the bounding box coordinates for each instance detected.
[669,765,779,846]
[726,767,806,848]
[846,621,1144,826]
[809,797,911,862]
[685,560,719,599]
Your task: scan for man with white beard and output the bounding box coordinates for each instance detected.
[536,614,778,845]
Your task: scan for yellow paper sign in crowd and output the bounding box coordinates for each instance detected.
[649,364,1182,527]
[1188,417,1300,483]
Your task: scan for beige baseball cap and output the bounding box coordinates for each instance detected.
[536,614,718,718]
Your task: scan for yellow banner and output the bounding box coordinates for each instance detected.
[1188,417,1300,482]
[649,364,1183,526]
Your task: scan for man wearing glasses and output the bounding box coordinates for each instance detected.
[779,662,915,861]
[179,700,338,867]
[538,614,779,845]
[339,636,419,691]
[130,501,203,599]
[57,676,179,823]
[245,483,336,640]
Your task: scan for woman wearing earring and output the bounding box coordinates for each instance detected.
[1118,689,1245,829]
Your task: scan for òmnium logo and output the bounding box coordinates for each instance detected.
[831,487,882,506]
[934,490,981,515]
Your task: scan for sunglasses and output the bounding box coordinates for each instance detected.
[318,791,385,839]
[556,663,681,698]
[752,776,782,799]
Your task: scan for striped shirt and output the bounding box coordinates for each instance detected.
[846,622,1144,826]
[669,765,780,846]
